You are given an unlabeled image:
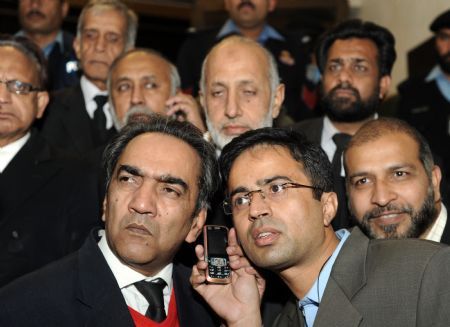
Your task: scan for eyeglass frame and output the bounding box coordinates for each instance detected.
[0,79,43,95]
[222,181,323,215]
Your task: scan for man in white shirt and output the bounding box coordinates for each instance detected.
[0,115,220,326]
[40,0,138,157]
[344,117,450,244]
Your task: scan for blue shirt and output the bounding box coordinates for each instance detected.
[298,229,351,327]
[216,19,284,45]
[426,65,450,102]
[16,30,65,58]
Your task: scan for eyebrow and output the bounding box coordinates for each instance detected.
[156,174,189,192]
[117,164,143,177]
[347,164,417,180]
[228,175,292,197]
[329,57,369,64]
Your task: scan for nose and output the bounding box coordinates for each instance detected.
[94,34,106,52]
[224,89,242,119]
[29,0,42,9]
[0,81,12,104]
[370,180,397,207]
[130,85,144,106]
[128,183,157,216]
[337,66,352,84]
[248,191,271,222]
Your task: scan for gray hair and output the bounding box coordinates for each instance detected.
[76,0,138,50]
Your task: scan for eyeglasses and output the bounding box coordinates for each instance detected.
[0,80,43,95]
[223,182,322,215]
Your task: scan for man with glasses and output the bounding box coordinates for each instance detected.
[191,127,450,327]
[0,35,100,287]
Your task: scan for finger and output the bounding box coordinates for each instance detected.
[195,244,205,260]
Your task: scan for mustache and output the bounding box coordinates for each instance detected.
[238,0,256,10]
[329,82,360,97]
[363,204,412,221]
[26,9,46,19]
[440,52,450,61]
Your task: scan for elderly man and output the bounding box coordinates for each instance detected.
[17,0,78,90]
[40,0,138,157]
[178,0,311,121]
[0,35,100,287]
[0,116,220,326]
[108,48,205,132]
[200,35,284,152]
[398,9,450,191]
[191,127,450,327]
[344,117,449,243]
[291,19,396,229]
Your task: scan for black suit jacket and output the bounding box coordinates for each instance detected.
[0,130,101,287]
[40,83,116,158]
[0,230,219,327]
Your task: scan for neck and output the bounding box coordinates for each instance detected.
[24,30,59,50]
[88,78,107,91]
[238,25,264,41]
[279,228,339,299]
[0,132,27,148]
[419,201,442,240]
[331,116,375,135]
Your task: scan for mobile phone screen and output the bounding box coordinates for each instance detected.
[204,225,231,283]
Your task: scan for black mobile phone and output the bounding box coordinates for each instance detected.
[203,225,231,284]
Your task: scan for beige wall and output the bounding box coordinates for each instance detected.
[351,0,449,95]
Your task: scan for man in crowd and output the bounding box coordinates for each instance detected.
[108,48,206,132]
[398,9,450,187]
[191,127,450,326]
[40,0,137,157]
[0,35,100,287]
[344,117,449,243]
[292,19,396,229]
[178,0,312,121]
[17,0,79,90]
[0,116,220,326]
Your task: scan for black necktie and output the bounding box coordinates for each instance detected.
[331,133,352,229]
[134,278,167,322]
[93,95,108,143]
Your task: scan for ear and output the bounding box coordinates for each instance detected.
[271,83,285,119]
[185,208,207,243]
[61,1,69,19]
[73,37,81,61]
[224,0,231,12]
[101,197,107,222]
[378,75,391,100]
[321,192,338,227]
[268,0,277,12]
[431,165,442,203]
[35,91,49,119]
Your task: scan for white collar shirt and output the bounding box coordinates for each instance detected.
[0,132,30,173]
[424,204,448,243]
[80,75,113,129]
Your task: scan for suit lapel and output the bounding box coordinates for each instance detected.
[273,297,305,327]
[61,84,95,154]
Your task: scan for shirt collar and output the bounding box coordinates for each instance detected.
[0,132,30,173]
[299,228,350,307]
[16,30,64,58]
[97,230,173,291]
[424,204,448,242]
[426,65,450,102]
[217,19,285,44]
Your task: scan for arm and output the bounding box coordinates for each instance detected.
[190,228,264,327]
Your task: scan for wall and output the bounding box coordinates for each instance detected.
[350,0,449,95]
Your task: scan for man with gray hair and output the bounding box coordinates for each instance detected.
[108,48,206,132]
[41,0,138,157]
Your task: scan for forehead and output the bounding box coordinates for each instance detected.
[206,42,270,86]
[346,132,422,171]
[20,0,62,8]
[0,46,37,82]
[117,132,201,183]
[112,52,171,82]
[228,144,308,186]
[327,38,379,65]
[83,7,126,33]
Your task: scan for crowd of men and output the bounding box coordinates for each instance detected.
[0,0,450,326]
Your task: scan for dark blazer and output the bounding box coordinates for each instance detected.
[40,83,116,158]
[0,130,101,287]
[273,227,450,326]
[289,117,324,144]
[0,230,219,327]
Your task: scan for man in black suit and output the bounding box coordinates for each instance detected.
[0,116,220,326]
[397,9,450,190]
[177,0,312,121]
[0,36,100,287]
[291,20,396,229]
[344,117,450,244]
[40,0,138,158]
[17,0,79,91]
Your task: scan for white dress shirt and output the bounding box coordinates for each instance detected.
[97,230,173,316]
[0,132,30,173]
[80,76,113,129]
[424,204,448,243]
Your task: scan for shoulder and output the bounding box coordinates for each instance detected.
[288,117,324,133]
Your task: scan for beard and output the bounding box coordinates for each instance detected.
[437,51,450,75]
[111,104,154,131]
[352,187,438,239]
[321,82,381,123]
